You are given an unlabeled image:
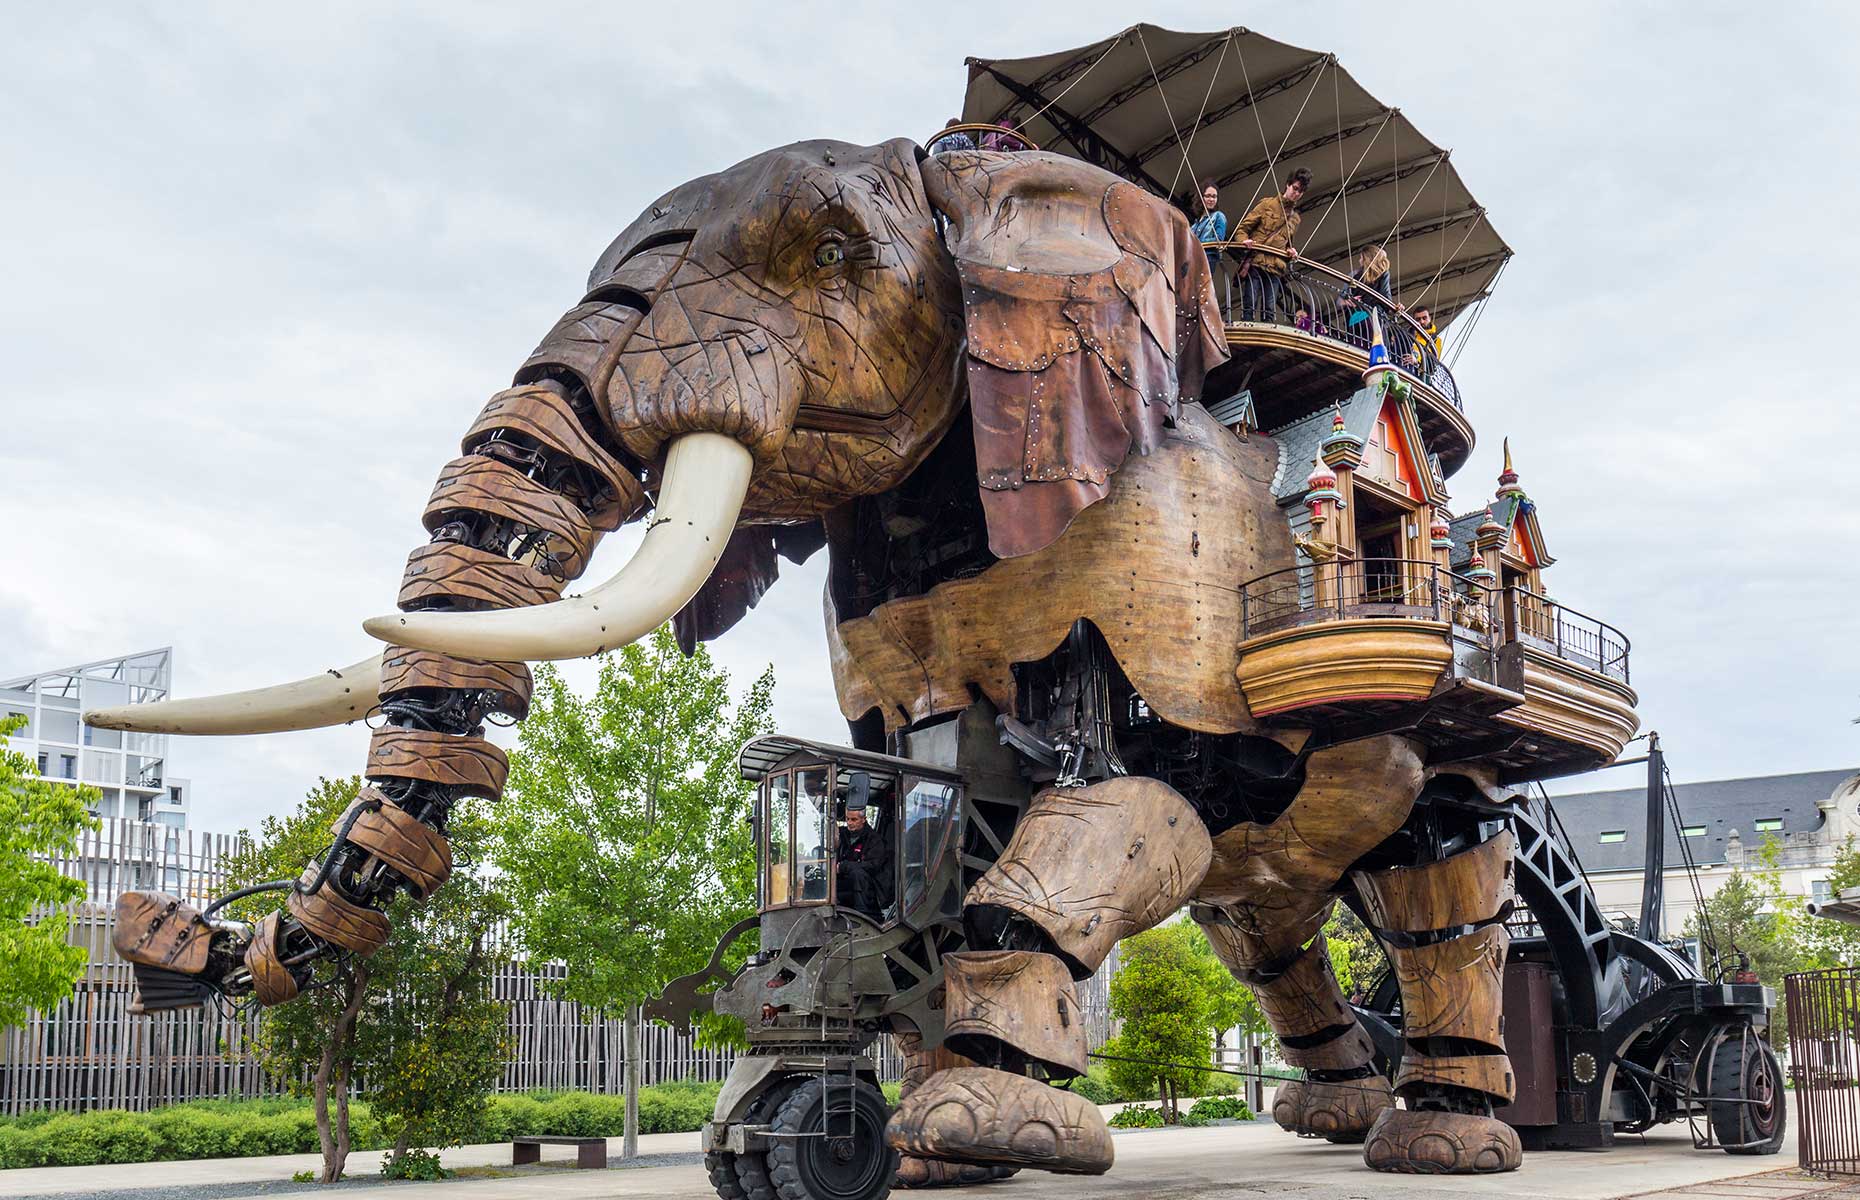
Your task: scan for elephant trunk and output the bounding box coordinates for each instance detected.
[363,430,750,661]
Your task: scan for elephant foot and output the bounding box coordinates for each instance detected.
[1362,1108,1521,1174]
[895,1155,1019,1188]
[886,1066,1113,1176]
[1272,1077,1394,1143]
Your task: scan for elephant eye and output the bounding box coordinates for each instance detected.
[814,239,846,268]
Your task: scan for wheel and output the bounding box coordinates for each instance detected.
[708,1147,750,1200]
[766,1076,896,1200]
[1700,1031,1786,1155]
[734,1079,798,1200]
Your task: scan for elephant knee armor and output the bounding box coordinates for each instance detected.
[1354,830,1523,1174]
[887,776,1212,1176]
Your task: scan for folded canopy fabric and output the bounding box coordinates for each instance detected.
[959,24,1511,326]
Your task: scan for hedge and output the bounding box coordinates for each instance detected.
[0,1084,727,1169]
[0,1071,1229,1169]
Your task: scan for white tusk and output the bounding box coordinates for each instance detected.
[83,653,384,736]
[363,432,752,662]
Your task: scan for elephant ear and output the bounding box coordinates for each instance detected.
[921,151,1228,558]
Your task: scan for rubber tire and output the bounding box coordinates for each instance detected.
[708,1148,750,1200]
[1705,1035,1787,1155]
[767,1076,896,1200]
[734,1081,795,1200]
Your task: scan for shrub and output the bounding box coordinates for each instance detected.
[1185,1095,1253,1122]
[0,1084,735,1167]
[1066,1063,1156,1106]
[1107,1104,1166,1128]
[382,1147,450,1180]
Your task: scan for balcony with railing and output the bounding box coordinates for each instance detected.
[1200,246,1474,475]
[1235,559,1638,780]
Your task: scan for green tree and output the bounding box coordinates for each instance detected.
[492,627,773,1148]
[1188,925,1264,1057]
[1324,905,1385,1000]
[222,777,511,1182]
[0,714,98,1027]
[1802,836,1860,966]
[1686,835,1826,1045]
[222,777,369,1182]
[359,803,511,1178]
[1100,923,1236,1122]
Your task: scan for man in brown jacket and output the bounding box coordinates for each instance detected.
[1234,166,1311,324]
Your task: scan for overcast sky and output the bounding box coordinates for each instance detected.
[4,3,1856,834]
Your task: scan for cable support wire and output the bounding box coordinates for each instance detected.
[1445,254,1508,367]
[1295,109,1393,254]
[1232,38,1278,212]
[1164,31,1233,198]
[1663,761,1718,966]
[1416,210,1487,310]
[1015,27,1130,132]
[1137,28,1189,199]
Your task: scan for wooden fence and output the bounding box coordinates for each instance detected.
[2,819,1117,1114]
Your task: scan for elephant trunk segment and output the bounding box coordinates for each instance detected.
[112,376,675,1007]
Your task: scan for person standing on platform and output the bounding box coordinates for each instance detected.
[1192,179,1229,313]
[1233,167,1310,324]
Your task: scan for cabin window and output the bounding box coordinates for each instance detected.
[764,773,792,907]
[1681,825,1707,838]
[793,767,833,903]
[1598,830,1626,844]
[1753,817,1783,833]
[899,779,962,923]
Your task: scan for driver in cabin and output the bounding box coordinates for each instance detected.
[835,804,893,919]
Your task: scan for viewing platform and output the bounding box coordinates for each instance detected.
[1234,558,1637,781]
[1201,244,1474,474]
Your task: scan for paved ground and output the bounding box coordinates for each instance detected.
[0,1099,1834,1200]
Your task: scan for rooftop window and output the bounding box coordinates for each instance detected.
[1681,825,1707,838]
[1753,818,1783,833]
[1599,830,1627,844]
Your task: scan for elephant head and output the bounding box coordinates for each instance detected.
[89,138,1227,733]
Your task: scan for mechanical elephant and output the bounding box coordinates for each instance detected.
[96,139,1520,1179]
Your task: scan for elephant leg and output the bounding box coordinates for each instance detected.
[887,776,1212,1177]
[1197,910,1393,1142]
[1353,830,1522,1175]
[892,1030,1016,1189]
[1190,735,1422,1143]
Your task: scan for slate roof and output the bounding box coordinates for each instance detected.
[1266,387,1381,503]
[1447,510,1489,569]
[1548,767,1859,874]
[1447,493,1536,571]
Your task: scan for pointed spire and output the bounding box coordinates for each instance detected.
[1306,449,1337,493]
[1496,437,1525,500]
[1321,399,1365,470]
[1430,507,1453,551]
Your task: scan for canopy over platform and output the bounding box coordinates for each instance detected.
[959,24,1511,326]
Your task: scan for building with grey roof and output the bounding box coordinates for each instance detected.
[1548,764,1860,947]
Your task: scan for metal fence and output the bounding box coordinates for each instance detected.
[3,819,1117,1114]
[1201,244,1463,412]
[1786,966,1860,1175]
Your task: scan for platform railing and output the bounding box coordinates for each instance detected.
[1239,558,1493,640]
[1239,562,1630,684]
[1199,243,1462,412]
[1498,586,1631,684]
[922,123,1040,154]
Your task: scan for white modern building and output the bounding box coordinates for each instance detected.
[1,649,191,831]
